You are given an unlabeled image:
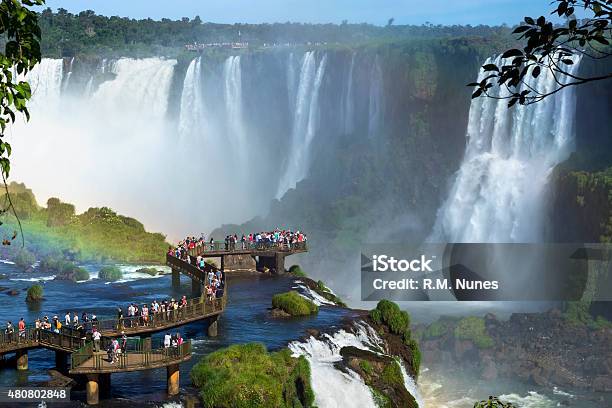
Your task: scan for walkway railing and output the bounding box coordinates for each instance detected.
[94,296,226,334]
[70,341,192,372]
[184,240,308,257]
[0,327,85,353]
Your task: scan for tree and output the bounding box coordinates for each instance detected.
[0,0,44,245]
[469,0,612,106]
[387,17,395,27]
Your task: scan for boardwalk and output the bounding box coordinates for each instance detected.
[70,343,191,374]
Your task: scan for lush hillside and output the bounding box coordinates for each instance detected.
[0,182,169,266]
[36,8,514,58]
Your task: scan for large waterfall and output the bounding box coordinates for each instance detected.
[430,56,581,243]
[276,52,328,198]
[9,51,386,238]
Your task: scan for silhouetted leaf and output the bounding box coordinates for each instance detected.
[482,64,499,72]
[532,66,541,78]
[502,49,523,58]
[471,89,483,99]
[513,25,530,34]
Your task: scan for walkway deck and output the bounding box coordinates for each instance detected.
[70,343,192,374]
[186,241,307,258]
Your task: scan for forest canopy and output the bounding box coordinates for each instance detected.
[36,8,514,57]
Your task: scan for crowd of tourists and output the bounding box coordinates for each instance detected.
[170,229,308,257]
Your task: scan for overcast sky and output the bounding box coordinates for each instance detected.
[43,0,562,26]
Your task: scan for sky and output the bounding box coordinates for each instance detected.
[43,0,562,26]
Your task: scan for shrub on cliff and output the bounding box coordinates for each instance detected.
[314,279,346,307]
[191,343,314,408]
[272,291,318,316]
[98,265,123,282]
[26,285,43,302]
[289,264,306,277]
[73,267,90,282]
[370,299,411,336]
[454,317,494,349]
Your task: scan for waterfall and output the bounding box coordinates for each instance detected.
[368,57,384,138]
[25,58,64,110]
[62,57,75,92]
[430,55,581,243]
[92,57,176,117]
[223,55,247,163]
[343,53,356,135]
[179,57,205,138]
[289,321,423,408]
[276,51,327,198]
[287,52,298,114]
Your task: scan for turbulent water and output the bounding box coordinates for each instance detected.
[289,321,424,408]
[430,55,581,243]
[10,52,382,239]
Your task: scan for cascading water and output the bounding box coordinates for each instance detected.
[223,55,247,165]
[179,56,205,138]
[24,58,64,111]
[289,321,423,408]
[368,57,384,138]
[276,51,327,198]
[429,55,581,243]
[343,53,356,135]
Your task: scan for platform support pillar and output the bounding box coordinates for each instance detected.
[16,349,28,371]
[167,363,180,396]
[86,374,99,405]
[207,315,218,337]
[172,268,181,289]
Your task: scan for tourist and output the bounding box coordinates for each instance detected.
[64,312,71,326]
[93,328,101,352]
[18,318,25,338]
[121,331,127,352]
[73,312,79,327]
[5,321,14,342]
[106,341,115,364]
[164,332,171,348]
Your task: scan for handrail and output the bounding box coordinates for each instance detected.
[176,240,308,258]
[94,295,226,334]
[70,340,192,371]
[0,327,85,353]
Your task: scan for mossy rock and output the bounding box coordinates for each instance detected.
[289,264,306,277]
[454,316,494,349]
[98,265,123,282]
[191,343,315,408]
[26,284,44,302]
[136,267,160,276]
[272,291,318,316]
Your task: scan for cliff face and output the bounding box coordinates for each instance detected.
[418,311,612,392]
[548,58,612,245]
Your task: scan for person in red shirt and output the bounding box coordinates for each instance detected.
[18,317,26,338]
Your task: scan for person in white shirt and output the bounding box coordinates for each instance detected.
[64,312,71,326]
[164,333,171,348]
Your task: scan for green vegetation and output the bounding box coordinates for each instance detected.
[26,284,43,302]
[13,248,35,269]
[191,343,315,408]
[136,267,160,276]
[370,300,420,375]
[422,320,448,339]
[454,317,494,349]
[563,301,612,330]
[1,182,169,265]
[370,300,411,336]
[272,291,318,316]
[359,360,373,375]
[381,360,404,387]
[73,267,90,281]
[35,8,514,58]
[39,255,90,281]
[314,279,346,307]
[0,0,44,182]
[98,265,123,282]
[288,264,306,277]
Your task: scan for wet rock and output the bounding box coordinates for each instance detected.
[269,308,291,318]
[592,375,612,392]
[6,290,19,296]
